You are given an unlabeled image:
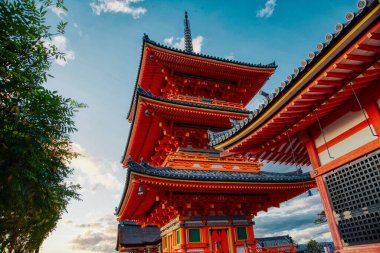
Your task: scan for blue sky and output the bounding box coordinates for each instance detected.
[40,0,359,252]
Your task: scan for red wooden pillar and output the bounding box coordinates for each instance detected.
[289,243,296,253]
[229,226,237,253]
[315,176,343,250]
[299,131,343,250]
[298,131,320,169]
[202,220,210,253]
[247,221,255,253]
[179,221,187,253]
[365,101,380,135]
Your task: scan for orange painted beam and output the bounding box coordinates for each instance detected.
[316,120,368,153]
[312,138,380,178]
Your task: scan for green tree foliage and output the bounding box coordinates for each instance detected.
[306,239,321,253]
[0,0,84,251]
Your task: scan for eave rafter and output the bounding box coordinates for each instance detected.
[221,22,380,165]
[127,176,315,227]
[139,42,276,106]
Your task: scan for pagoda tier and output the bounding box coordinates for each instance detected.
[122,87,253,167]
[127,36,276,122]
[117,159,315,227]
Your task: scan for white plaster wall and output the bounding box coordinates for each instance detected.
[314,111,367,148]
[318,126,377,165]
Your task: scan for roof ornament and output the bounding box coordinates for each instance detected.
[357,0,366,10]
[184,11,194,53]
[346,12,355,22]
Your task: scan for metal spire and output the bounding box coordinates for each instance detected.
[184,11,194,53]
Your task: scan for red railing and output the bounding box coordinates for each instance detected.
[256,244,296,253]
[166,94,244,109]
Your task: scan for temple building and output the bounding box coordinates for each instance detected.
[211,0,380,252]
[116,11,315,253]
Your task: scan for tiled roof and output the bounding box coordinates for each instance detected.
[143,34,277,69]
[137,87,251,114]
[256,235,293,247]
[127,158,312,183]
[117,221,161,248]
[209,0,378,147]
[116,158,313,216]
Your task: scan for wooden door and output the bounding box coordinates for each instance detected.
[210,229,230,253]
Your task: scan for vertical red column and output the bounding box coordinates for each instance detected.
[179,221,187,253]
[300,131,343,250]
[229,225,237,253]
[365,101,380,135]
[202,223,210,253]
[247,221,256,253]
[315,176,343,250]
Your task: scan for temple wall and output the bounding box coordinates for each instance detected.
[313,111,377,166]
[318,125,377,165]
[310,85,380,252]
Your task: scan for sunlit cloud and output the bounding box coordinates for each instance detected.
[255,191,332,244]
[70,214,117,252]
[50,6,67,18]
[73,23,83,37]
[90,0,147,18]
[71,143,122,192]
[257,0,277,18]
[50,35,75,66]
[163,35,204,53]
[225,53,234,60]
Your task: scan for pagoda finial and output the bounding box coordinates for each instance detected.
[184,11,194,53]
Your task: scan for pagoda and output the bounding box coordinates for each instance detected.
[116,12,315,253]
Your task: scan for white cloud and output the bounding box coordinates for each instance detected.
[73,23,83,37]
[257,0,276,18]
[255,191,332,244]
[163,36,174,45]
[163,35,204,53]
[225,53,234,60]
[70,214,117,252]
[192,36,204,54]
[90,0,147,18]
[50,6,67,18]
[50,35,75,66]
[70,143,122,192]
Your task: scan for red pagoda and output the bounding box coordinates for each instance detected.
[116,12,315,253]
[211,1,380,252]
